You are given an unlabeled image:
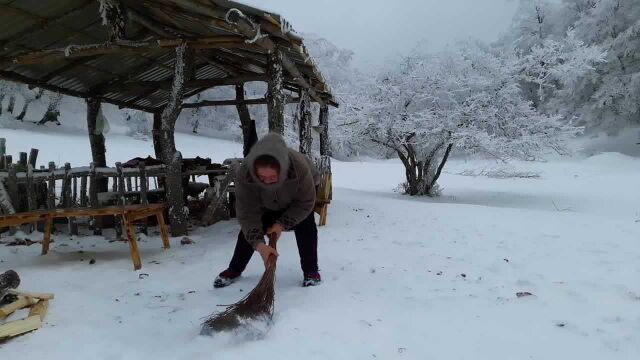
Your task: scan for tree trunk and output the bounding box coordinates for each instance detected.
[86,98,108,193]
[267,48,285,134]
[152,112,163,159]
[7,95,15,114]
[157,44,193,237]
[298,89,312,155]
[235,84,258,156]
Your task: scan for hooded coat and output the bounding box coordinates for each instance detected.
[235,133,320,248]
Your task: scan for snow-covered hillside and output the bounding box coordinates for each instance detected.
[0,131,638,360]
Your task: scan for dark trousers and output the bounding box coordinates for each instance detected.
[228,210,319,274]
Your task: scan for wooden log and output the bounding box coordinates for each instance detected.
[26,164,36,232]
[6,164,18,210]
[165,152,188,237]
[319,105,331,158]
[18,152,27,167]
[122,213,142,270]
[80,175,88,207]
[28,299,49,321]
[0,296,37,319]
[298,88,312,155]
[8,289,54,301]
[267,48,285,134]
[138,162,149,235]
[63,163,77,235]
[47,162,56,209]
[0,138,5,159]
[0,314,41,339]
[115,162,125,239]
[86,98,108,193]
[0,178,16,215]
[235,84,258,157]
[89,162,101,235]
[0,156,5,171]
[72,176,78,205]
[28,148,38,168]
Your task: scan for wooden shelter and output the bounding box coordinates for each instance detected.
[0,0,337,236]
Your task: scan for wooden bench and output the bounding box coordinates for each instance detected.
[0,203,169,270]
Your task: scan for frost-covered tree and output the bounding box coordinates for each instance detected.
[357,44,577,196]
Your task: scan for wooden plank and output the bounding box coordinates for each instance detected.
[8,290,54,301]
[0,296,37,319]
[26,164,36,232]
[156,211,170,249]
[41,214,53,255]
[0,315,41,339]
[6,164,18,211]
[27,299,49,321]
[122,214,142,270]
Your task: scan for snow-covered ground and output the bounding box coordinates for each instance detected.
[1,129,639,360]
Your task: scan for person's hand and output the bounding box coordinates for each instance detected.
[266,223,284,242]
[255,242,278,268]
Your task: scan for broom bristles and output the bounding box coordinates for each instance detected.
[201,254,277,334]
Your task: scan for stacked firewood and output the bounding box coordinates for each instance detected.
[0,270,54,340]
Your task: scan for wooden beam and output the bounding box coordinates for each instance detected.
[298,88,312,155]
[267,48,286,134]
[1,37,259,67]
[182,96,300,108]
[103,74,269,93]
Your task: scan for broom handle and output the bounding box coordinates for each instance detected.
[266,233,278,268]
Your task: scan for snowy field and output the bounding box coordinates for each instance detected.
[1,128,639,360]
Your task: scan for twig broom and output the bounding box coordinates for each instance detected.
[201,236,278,335]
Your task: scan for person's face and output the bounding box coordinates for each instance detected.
[256,166,279,184]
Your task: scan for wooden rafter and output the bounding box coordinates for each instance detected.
[182,96,301,108]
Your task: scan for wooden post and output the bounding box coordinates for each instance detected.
[86,98,108,193]
[0,138,5,168]
[267,48,285,134]
[157,43,193,237]
[5,155,12,167]
[72,176,78,205]
[166,152,188,236]
[18,152,27,167]
[26,164,36,233]
[152,112,163,160]
[80,175,88,207]
[47,162,55,209]
[115,162,125,239]
[63,163,78,235]
[6,165,19,233]
[298,88,312,155]
[138,161,149,235]
[28,148,38,168]
[0,156,5,171]
[89,162,101,235]
[126,176,133,192]
[235,84,258,156]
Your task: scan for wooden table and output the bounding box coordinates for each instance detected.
[0,203,169,270]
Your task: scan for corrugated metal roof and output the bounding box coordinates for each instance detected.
[0,0,337,112]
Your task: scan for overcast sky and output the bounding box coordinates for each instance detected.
[243,0,519,70]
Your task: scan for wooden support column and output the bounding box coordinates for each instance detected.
[298,88,312,155]
[318,104,332,173]
[152,112,163,160]
[86,98,108,193]
[157,43,193,237]
[267,48,285,134]
[235,84,257,157]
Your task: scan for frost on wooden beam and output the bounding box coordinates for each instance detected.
[102,74,269,93]
[1,37,256,67]
[182,96,301,109]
